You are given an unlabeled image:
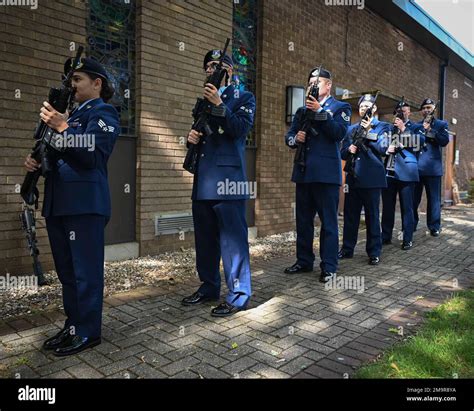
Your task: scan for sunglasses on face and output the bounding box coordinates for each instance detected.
[205,62,231,72]
[206,62,220,71]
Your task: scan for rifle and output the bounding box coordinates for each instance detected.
[343,91,380,178]
[19,46,84,285]
[21,46,84,207]
[294,64,322,172]
[384,96,407,177]
[422,100,439,147]
[19,204,47,286]
[183,38,231,174]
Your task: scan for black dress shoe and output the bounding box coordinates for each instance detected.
[42,328,72,351]
[284,263,313,274]
[181,291,217,306]
[319,271,335,283]
[368,256,380,265]
[430,229,440,237]
[337,249,353,259]
[211,302,247,317]
[382,239,392,245]
[401,241,413,250]
[53,335,101,357]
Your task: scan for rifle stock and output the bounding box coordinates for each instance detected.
[19,205,47,286]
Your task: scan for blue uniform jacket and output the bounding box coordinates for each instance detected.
[42,98,119,219]
[191,85,256,201]
[285,96,351,185]
[412,119,449,177]
[376,123,425,183]
[341,118,389,188]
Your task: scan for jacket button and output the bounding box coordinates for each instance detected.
[201,154,205,157]
[203,141,206,144]
[306,147,310,151]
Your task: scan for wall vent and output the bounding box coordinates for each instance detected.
[155,212,194,236]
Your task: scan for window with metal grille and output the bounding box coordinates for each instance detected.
[233,0,258,148]
[86,0,136,137]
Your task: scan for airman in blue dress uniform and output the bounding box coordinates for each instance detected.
[284,67,351,283]
[181,49,256,317]
[380,102,425,250]
[412,98,450,236]
[339,94,389,265]
[25,57,119,356]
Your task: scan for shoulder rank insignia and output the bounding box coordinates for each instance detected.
[98,119,115,133]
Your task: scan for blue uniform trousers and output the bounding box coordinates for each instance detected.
[46,214,106,338]
[381,178,415,243]
[296,183,340,273]
[192,200,251,308]
[414,176,442,231]
[342,186,382,258]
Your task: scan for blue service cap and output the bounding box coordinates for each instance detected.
[307,66,331,83]
[203,49,234,69]
[358,93,376,106]
[420,98,436,110]
[64,57,108,80]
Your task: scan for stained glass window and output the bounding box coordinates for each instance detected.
[86,0,136,136]
[233,0,258,147]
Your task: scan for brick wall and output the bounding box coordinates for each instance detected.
[445,67,474,192]
[0,1,86,275]
[135,0,233,256]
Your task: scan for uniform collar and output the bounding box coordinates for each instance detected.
[69,98,103,120]
[218,85,228,96]
[77,98,96,111]
[220,84,234,102]
[319,95,332,107]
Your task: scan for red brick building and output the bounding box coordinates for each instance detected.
[0,0,472,275]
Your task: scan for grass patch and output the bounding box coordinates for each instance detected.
[355,290,474,378]
[14,357,30,367]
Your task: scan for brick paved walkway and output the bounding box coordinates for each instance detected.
[1,206,472,379]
